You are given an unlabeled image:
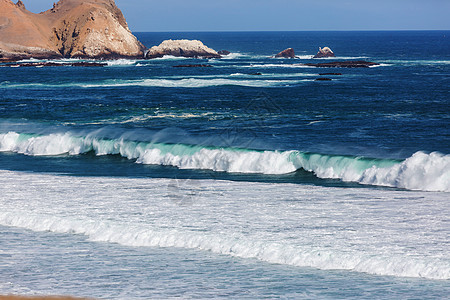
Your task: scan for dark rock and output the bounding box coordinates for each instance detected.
[0,57,20,63]
[218,50,231,56]
[173,64,213,68]
[249,72,263,76]
[304,61,379,68]
[313,47,335,58]
[15,0,26,10]
[71,62,107,67]
[2,61,106,67]
[315,78,332,81]
[319,73,342,76]
[275,48,295,58]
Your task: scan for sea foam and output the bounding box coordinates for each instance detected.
[0,170,448,279]
[81,78,302,88]
[1,131,449,192]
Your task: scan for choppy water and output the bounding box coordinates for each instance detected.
[0,31,449,298]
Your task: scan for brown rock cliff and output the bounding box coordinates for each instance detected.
[0,0,145,60]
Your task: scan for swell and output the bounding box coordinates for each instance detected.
[1,131,449,192]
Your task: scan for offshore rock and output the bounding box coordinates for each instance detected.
[304,61,379,68]
[313,47,335,58]
[0,0,145,61]
[275,48,295,58]
[146,39,221,59]
[218,50,231,56]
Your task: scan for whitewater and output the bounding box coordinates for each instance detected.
[1,31,449,299]
[1,131,449,192]
[0,170,449,281]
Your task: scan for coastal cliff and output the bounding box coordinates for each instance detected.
[0,0,145,60]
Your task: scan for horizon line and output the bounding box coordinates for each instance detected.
[132,29,450,33]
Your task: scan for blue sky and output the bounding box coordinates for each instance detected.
[24,0,450,31]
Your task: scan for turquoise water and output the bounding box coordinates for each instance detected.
[0,31,449,298]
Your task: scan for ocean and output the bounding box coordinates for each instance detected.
[0,31,449,299]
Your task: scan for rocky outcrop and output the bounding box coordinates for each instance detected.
[304,61,379,68]
[0,0,145,61]
[275,48,295,58]
[218,50,231,56]
[47,0,145,59]
[146,39,221,59]
[0,0,62,60]
[313,47,335,58]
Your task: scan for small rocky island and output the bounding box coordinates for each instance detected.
[146,39,221,59]
[275,48,296,58]
[313,47,335,58]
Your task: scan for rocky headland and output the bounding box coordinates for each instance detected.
[0,1,382,68]
[145,39,221,59]
[0,0,145,61]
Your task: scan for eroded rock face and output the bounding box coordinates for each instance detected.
[275,48,295,58]
[0,0,145,60]
[47,0,145,59]
[0,0,62,60]
[146,39,221,59]
[313,47,335,58]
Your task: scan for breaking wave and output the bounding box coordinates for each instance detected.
[152,55,191,60]
[106,59,139,66]
[0,78,307,89]
[1,131,449,192]
[81,78,304,88]
[0,210,448,280]
[240,63,310,69]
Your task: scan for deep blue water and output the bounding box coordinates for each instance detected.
[0,31,449,298]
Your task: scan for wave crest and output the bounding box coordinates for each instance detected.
[1,131,449,192]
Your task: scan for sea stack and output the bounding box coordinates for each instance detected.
[313,47,335,58]
[275,48,295,58]
[0,0,146,61]
[146,39,221,59]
